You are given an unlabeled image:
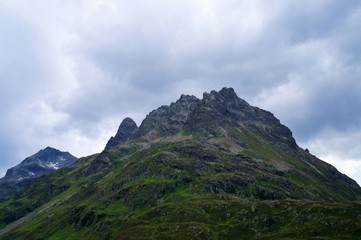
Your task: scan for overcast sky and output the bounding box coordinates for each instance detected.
[1,0,361,184]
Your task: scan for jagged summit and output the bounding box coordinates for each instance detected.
[105,87,296,151]
[136,93,200,137]
[203,87,241,102]
[219,87,239,99]
[106,88,242,145]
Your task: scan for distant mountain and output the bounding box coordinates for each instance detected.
[0,147,77,198]
[1,88,361,239]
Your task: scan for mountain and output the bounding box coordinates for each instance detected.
[105,117,139,150]
[0,87,360,239]
[0,147,77,198]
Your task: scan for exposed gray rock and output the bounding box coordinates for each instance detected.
[105,117,138,150]
[104,87,297,153]
[136,94,200,137]
[183,87,296,150]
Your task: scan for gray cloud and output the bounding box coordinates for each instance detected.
[1,0,361,184]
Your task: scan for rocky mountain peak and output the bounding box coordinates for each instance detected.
[105,117,138,149]
[203,87,237,100]
[178,94,198,103]
[186,88,297,150]
[103,88,297,152]
[120,117,138,127]
[43,146,57,152]
[4,147,77,179]
[201,88,250,110]
[116,117,138,137]
[0,147,77,197]
[33,146,67,160]
[219,87,238,100]
[135,94,200,137]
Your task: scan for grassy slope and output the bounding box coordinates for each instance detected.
[1,130,361,239]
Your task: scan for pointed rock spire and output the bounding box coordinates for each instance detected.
[105,117,138,150]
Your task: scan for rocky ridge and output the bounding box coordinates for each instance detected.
[106,87,297,152]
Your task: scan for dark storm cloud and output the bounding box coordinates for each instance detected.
[1,0,361,183]
[275,1,360,42]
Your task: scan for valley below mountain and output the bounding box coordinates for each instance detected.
[0,87,360,239]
